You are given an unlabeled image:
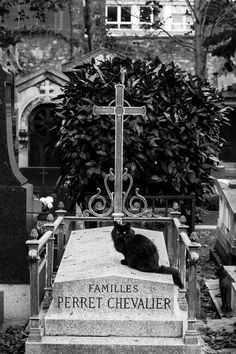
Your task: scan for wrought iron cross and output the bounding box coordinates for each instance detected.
[93,84,146,218]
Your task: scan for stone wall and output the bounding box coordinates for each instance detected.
[18,38,71,75]
[16,34,220,82]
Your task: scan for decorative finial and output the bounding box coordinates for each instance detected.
[173,202,179,211]
[47,213,54,222]
[28,249,39,263]
[30,228,39,239]
[57,201,64,209]
[190,231,198,242]
[179,215,187,224]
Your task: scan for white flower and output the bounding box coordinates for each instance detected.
[45,196,53,204]
[40,196,54,209]
[47,202,53,209]
[40,197,46,204]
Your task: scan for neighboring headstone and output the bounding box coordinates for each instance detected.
[215,179,236,264]
[224,266,236,315]
[26,227,201,353]
[0,291,3,326]
[232,279,236,315]
[0,64,33,284]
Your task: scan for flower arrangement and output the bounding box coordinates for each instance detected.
[40,196,54,211]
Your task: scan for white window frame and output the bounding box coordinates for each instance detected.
[170,5,190,32]
[139,5,153,28]
[55,10,63,30]
[106,5,132,29]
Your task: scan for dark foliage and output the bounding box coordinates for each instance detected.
[0,326,28,354]
[202,0,236,58]
[52,56,229,204]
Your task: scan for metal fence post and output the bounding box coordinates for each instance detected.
[27,244,41,342]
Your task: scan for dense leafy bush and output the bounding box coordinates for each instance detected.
[52,56,229,203]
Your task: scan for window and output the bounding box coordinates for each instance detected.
[171,14,185,31]
[170,6,190,32]
[54,10,64,31]
[4,3,70,32]
[106,5,131,29]
[140,6,152,23]
[28,104,61,167]
[107,6,117,22]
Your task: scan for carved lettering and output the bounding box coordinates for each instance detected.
[57,296,171,310]
[88,283,139,293]
[56,284,171,310]
[57,296,103,309]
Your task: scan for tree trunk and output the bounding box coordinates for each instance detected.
[85,0,106,52]
[194,0,206,78]
[69,0,86,57]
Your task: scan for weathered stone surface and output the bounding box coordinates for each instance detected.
[45,227,185,337]
[215,179,236,264]
[224,266,236,315]
[26,336,201,354]
[27,226,202,354]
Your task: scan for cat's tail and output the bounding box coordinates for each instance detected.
[155,266,184,289]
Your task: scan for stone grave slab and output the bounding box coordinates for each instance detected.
[44,227,186,338]
[0,64,33,285]
[224,266,236,315]
[215,179,236,264]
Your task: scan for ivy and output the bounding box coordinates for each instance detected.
[52,56,229,203]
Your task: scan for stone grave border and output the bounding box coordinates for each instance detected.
[26,207,201,346]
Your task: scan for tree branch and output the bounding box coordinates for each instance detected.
[185,0,197,21]
[158,27,196,51]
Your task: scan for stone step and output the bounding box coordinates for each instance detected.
[213,164,236,179]
[45,314,186,337]
[25,335,201,354]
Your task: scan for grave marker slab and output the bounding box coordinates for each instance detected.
[44,227,186,337]
[215,179,236,264]
[26,226,202,353]
[0,64,33,283]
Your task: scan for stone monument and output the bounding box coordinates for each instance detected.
[0,64,33,320]
[215,179,236,264]
[26,226,196,353]
[25,78,201,353]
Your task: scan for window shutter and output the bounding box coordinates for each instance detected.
[63,4,71,32]
[4,5,19,29]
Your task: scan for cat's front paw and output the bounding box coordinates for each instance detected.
[121,259,128,265]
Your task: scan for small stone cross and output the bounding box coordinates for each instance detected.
[39,80,54,95]
[93,84,146,218]
[39,168,48,186]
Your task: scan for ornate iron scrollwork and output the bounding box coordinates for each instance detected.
[84,167,151,218]
[83,168,115,217]
[122,168,149,217]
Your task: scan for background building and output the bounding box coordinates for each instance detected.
[2,0,236,194]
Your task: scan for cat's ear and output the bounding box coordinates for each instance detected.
[114,221,118,228]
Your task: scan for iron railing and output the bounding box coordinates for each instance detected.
[26,208,200,344]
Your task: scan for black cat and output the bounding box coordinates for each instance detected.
[215,265,233,313]
[111,222,183,288]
